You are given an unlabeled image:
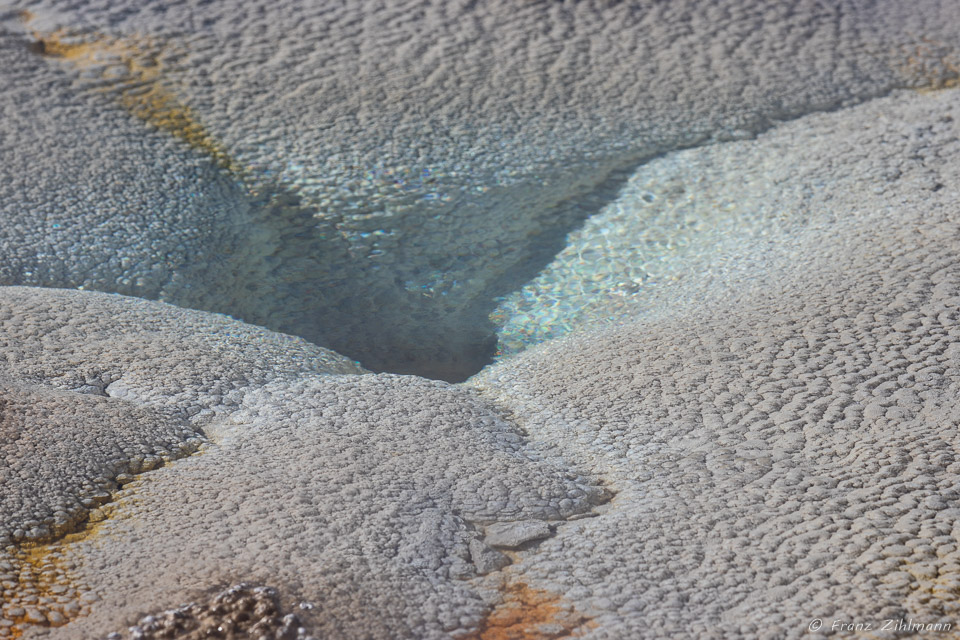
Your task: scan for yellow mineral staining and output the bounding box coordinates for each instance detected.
[899,558,960,618]
[462,581,593,640]
[897,36,960,91]
[0,511,119,638]
[32,29,240,172]
[2,538,89,636]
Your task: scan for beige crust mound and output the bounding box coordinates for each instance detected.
[0,287,364,410]
[30,373,605,639]
[0,287,360,550]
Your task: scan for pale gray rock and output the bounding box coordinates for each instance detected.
[0,13,269,324]
[496,82,960,353]
[469,539,511,576]
[4,1,960,377]
[0,286,363,414]
[3,2,960,639]
[0,378,201,546]
[473,88,960,638]
[0,286,361,552]
[484,520,553,550]
[0,288,368,637]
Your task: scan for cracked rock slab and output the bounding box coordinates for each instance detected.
[484,521,554,550]
[469,539,511,576]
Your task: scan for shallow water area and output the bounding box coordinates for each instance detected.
[491,151,785,356]
[5,0,960,380]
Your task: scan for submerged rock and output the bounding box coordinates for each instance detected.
[4,0,960,377]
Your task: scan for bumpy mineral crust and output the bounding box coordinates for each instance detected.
[3,0,960,377]
[0,289,605,639]
[103,584,314,640]
[474,88,960,638]
[0,287,363,412]
[23,372,605,639]
[0,379,201,546]
[0,285,360,551]
[3,1,960,639]
[0,288,366,638]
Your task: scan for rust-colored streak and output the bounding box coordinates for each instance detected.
[31,29,239,172]
[462,582,593,640]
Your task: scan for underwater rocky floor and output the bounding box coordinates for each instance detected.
[4,1,960,639]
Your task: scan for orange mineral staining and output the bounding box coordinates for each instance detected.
[31,29,239,172]
[463,582,593,640]
[897,36,960,90]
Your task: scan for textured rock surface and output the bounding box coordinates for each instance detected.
[0,11,265,320]
[4,2,960,639]
[0,287,366,638]
[484,521,553,550]
[0,287,363,412]
[104,584,312,640]
[0,288,604,639]
[474,88,960,638]
[0,377,202,635]
[0,286,360,541]
[494,78,960,353]
[27,373,604,639]
[3,1,960,377]
[0,285,360,585]
[0,379,201,546]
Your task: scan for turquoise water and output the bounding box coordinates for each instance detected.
[493,145,806,358]
[2,2,958,382]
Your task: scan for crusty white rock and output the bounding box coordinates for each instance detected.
[0,13,263,318]
[474,88,960,638]
[33,374,605,639]
[0,287,604,639]
[4,1,960,638]
[0,286,363,412]
[0,286,361,552]
[0,288,366,636]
